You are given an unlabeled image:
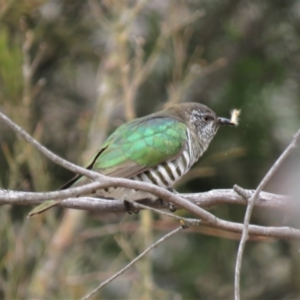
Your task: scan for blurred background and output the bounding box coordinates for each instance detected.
[0,0,300,299]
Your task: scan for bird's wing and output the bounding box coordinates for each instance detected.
[92,116,187,178]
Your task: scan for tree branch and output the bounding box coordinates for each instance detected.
[0,188,298,240]
[234,128,300,300]
[0,188,289,210]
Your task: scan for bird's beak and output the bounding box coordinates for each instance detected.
[218,117,235,126]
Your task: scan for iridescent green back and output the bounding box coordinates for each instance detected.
[92,115,187,178]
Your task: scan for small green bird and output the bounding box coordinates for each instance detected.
[29,102,236,216]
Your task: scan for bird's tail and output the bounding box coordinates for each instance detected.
[27,200,61,217]
[27,173,83,217]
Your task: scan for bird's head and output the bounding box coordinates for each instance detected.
[170,102,236,148]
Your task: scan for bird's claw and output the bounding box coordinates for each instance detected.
[167,187,177,212]
[123,198,139,214]
[157,188,177,212]
[168,202,176,212]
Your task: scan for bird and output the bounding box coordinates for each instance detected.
[28,102,237,216]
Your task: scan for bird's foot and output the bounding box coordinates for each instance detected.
[168,202,176,212]
[168,187,181,195]
[123,198,139,214]
[157,188,177,212]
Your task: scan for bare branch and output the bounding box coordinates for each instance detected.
[0,188,289,211]
[0,186,298,240]
[80,226,183,300]
[2,188,298,240]
[183,189,289,210]
[121,199,300,240]
[234,128,300,300]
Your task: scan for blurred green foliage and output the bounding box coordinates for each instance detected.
[0,0,300,299]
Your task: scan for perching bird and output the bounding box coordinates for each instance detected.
[28,102,237,216]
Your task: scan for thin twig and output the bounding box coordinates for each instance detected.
[122,200,300,240]
[234,128,300,300]
[125,199,201,226]
[80,226,183,300]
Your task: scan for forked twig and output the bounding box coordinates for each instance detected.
[234,128,300,300]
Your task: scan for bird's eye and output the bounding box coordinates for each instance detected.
[204,115,212,122]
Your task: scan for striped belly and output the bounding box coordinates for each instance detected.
[96,149,193,201]
[132,149,191,188]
